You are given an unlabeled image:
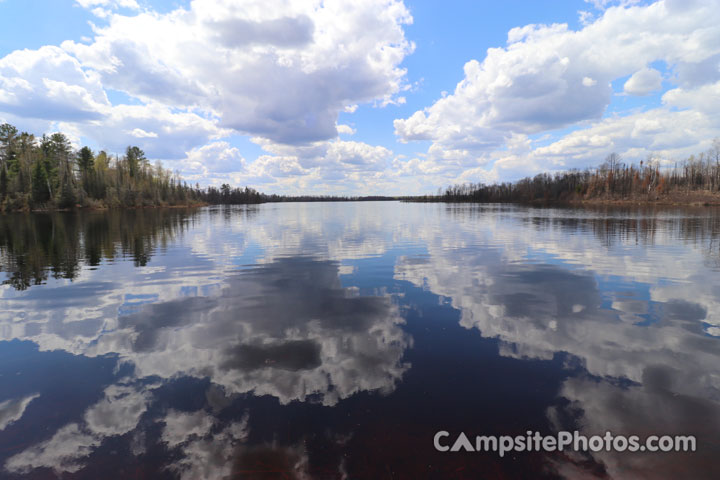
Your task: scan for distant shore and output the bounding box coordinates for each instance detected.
[7,194,720,214]
[2,201,208,214]
[405,191,720,207]
[518,190,720,207]
[571,192,720,207]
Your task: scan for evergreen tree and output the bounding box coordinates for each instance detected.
[77,146,95,197]
[0,123,18,165]
[126,146,145,178]
[0,166,7,201]
[78,146,95,173]
[58,177,77,209]
[31,161,50,204]
[0,124,18,184]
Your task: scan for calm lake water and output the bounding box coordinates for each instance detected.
[0,202,719,479]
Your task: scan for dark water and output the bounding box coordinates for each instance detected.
[0,203,719,479]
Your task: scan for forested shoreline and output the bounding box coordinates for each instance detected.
[409,142,720,206]
[0,123,398,212]
[0,123,206,211]
[3,122,720,211]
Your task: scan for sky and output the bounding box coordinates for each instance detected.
[0,0,719,195]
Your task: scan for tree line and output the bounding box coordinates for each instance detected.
[8,122,719,210]
[197,185,396,205]
[205,184,397,204]
[0,122,399,212]
[0,123,205,211]
[409,141,720,204]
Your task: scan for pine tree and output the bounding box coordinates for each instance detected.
[78,146,94,173]
[126,146,145,178]
[0,166,7,201]
[58,177,77,209]
[31,161,50,204]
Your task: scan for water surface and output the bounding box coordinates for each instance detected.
[1,203,719,479]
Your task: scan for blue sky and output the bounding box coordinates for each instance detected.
[0,0,718,194]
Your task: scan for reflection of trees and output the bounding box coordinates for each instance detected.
[0,209,200,290]
[444,203,720,259]
[515,207,663,248]
[522,206,720,255]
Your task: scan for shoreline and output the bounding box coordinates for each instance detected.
[405,191,720,208]
[5,195,720,214]
[570,199,720,207]
[567,190,720,207]
[1,202,209,214]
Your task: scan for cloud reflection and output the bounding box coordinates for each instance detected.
[3,203,720,477]
[2,255,410,476]
[5,423,101,475]
[113,257,411,405]
[394,205,720,478]
[162,409,250,480]
[0,394,39,432]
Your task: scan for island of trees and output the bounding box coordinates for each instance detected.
[3,122,720,211]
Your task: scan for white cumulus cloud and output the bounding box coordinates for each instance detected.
[61,0,414,145]
[394,0,720,186]
[623,67,663,95]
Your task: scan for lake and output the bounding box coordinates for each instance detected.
[0,202,719,479]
